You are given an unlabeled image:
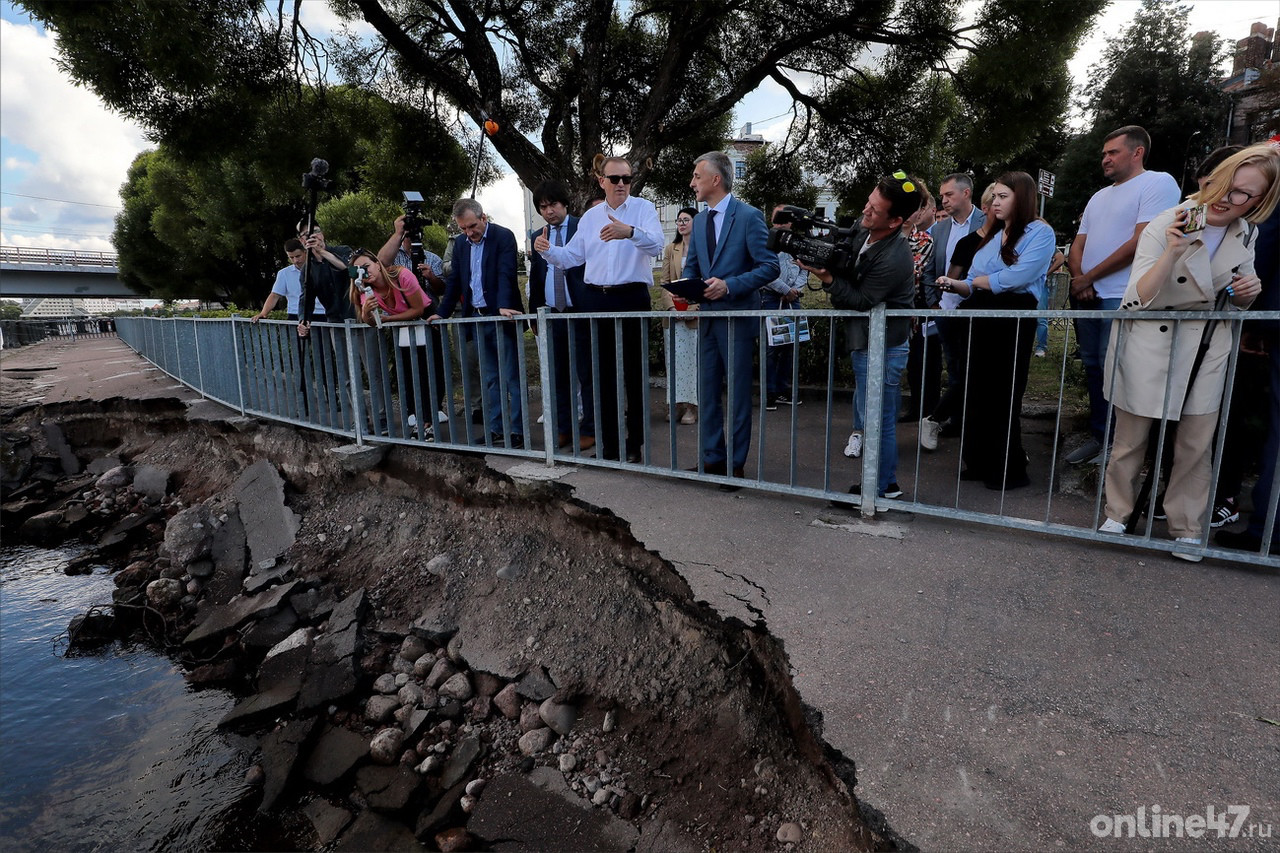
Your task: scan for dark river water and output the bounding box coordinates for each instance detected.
[0,545,267,851]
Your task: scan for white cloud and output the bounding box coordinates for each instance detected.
[1,229,115,252]
[3,203,39,222]
[298,1,377,40]
[0,18,146,248]
[475,172,529,239]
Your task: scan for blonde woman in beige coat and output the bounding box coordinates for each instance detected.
[1100,144,1280,559]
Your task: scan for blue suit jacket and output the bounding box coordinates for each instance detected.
[438,222,522,318]
[682,197,779,311]
[528,216,586,311]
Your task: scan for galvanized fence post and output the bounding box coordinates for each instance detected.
[192,316,206,398]
[344,320,365,446]
[229,316,247,415]
[861,304,887,518]
[537,308,556,466]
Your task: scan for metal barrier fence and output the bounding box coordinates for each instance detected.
[112,307,1280,568]
[0,246,118,267]
[1,317,118,349]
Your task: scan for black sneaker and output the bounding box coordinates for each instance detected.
[765,397,778,411]
[1210,499,1239,528]
[774,394,800,406]
[847,482,903,499]
[1215,528,1264,551]
[490,432,524,449]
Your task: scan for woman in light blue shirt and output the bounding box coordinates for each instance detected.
[937,171,1056,489]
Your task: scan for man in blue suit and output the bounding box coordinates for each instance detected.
[919,173,986,449]
[683,151,779,487]
[527,180,593,450]
[429,198,525,448]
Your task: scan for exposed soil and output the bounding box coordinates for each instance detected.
[2,396,893,851]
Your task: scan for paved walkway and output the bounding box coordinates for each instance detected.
[6,337,1278,850]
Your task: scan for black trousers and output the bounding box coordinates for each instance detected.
[576,284,650,461]
[960,291,1037,486]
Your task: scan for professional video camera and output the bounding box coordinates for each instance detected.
[767,205,857,275]
[402,190,433,235]
[400,191,435,288]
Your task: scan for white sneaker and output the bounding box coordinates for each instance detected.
[1098,518,1126,534]
[844,431,863,458]
[920,416,941,451]
[1172,537,1203,562]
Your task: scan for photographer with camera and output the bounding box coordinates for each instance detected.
[797,173,918,500]
[294,223,358,427]
[349,248,434,438]
[253,238,325,323]
[762,203,809,412]
[379,205,450,432]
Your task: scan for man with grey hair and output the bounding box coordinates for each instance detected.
[684,151,779,489]
[429,198,525,448]
[917,171,985,452]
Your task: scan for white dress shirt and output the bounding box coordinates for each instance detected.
[540,196,663,286]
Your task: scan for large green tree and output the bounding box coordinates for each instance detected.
[111,86,471,305]
[1051,0,1230,232]
[21,1,473,303]
[24,0,1107,211]
[803,0,1103,208]
[736,146,819,215]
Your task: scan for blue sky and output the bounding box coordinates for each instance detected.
[2,1,1277,251]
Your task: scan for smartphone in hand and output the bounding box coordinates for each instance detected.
[1182,203,1208,234]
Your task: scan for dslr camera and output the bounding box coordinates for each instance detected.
[767,205,856,275]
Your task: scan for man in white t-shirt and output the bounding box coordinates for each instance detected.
[1065,125,1181,464]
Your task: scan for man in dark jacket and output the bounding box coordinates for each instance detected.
[527,180,592,450]
[430,199,525,448]
[800,174,918,499]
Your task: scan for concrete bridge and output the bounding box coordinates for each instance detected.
[0,246,139,298]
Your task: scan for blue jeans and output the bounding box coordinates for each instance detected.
[1074,296,1121,442]
[1035,287,1050,351]
[851,342,910,493]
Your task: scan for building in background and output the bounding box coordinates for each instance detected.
[1221,19,1280,144]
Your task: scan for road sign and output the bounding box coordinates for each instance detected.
[1038,169,1056,198]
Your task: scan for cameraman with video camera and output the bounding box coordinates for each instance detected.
[796,173,919,500]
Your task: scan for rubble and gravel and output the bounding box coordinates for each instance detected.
[1,398,889,852]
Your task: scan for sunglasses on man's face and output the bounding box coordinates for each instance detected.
[604,174,633,185]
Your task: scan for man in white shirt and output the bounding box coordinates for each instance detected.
[253,238,325,322]
[1066,125,1181,464]
[535,157,664,463]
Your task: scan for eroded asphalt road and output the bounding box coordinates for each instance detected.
[7,336,1277,851]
